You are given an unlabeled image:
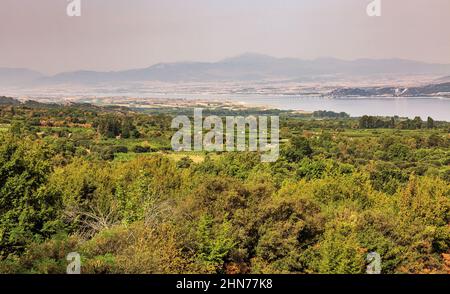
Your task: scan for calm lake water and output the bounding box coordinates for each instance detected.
[12,88,450,121]
[141,93,450,121]
[217,96,450,121]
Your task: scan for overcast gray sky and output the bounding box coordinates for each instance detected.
[0,0,449,74]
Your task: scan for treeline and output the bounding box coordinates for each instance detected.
[313,110,350,119]
[359,115,437,129]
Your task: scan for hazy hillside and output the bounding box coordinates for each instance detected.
[329,82,450,97]
[436,75,450,83]
[3,54,450,86]
[0,68,44,86]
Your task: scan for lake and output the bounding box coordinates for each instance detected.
[6,86,450,121]
[213,96,450,121]
[125,91,449,121]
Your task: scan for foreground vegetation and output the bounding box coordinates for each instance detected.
[0,98,449,274]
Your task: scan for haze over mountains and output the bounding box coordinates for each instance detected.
[0,68,46,86]
[2,53,450,87]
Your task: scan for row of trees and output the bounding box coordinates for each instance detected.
[359,115,435,129]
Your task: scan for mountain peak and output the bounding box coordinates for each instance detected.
[220,53,278,64]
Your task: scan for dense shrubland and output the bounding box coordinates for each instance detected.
[0,100,449,274]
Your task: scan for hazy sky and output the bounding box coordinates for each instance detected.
[1,0,449,74]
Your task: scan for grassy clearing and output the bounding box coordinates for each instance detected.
[164,152,206,163]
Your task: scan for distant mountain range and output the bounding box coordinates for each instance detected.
[1,53,450,86]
